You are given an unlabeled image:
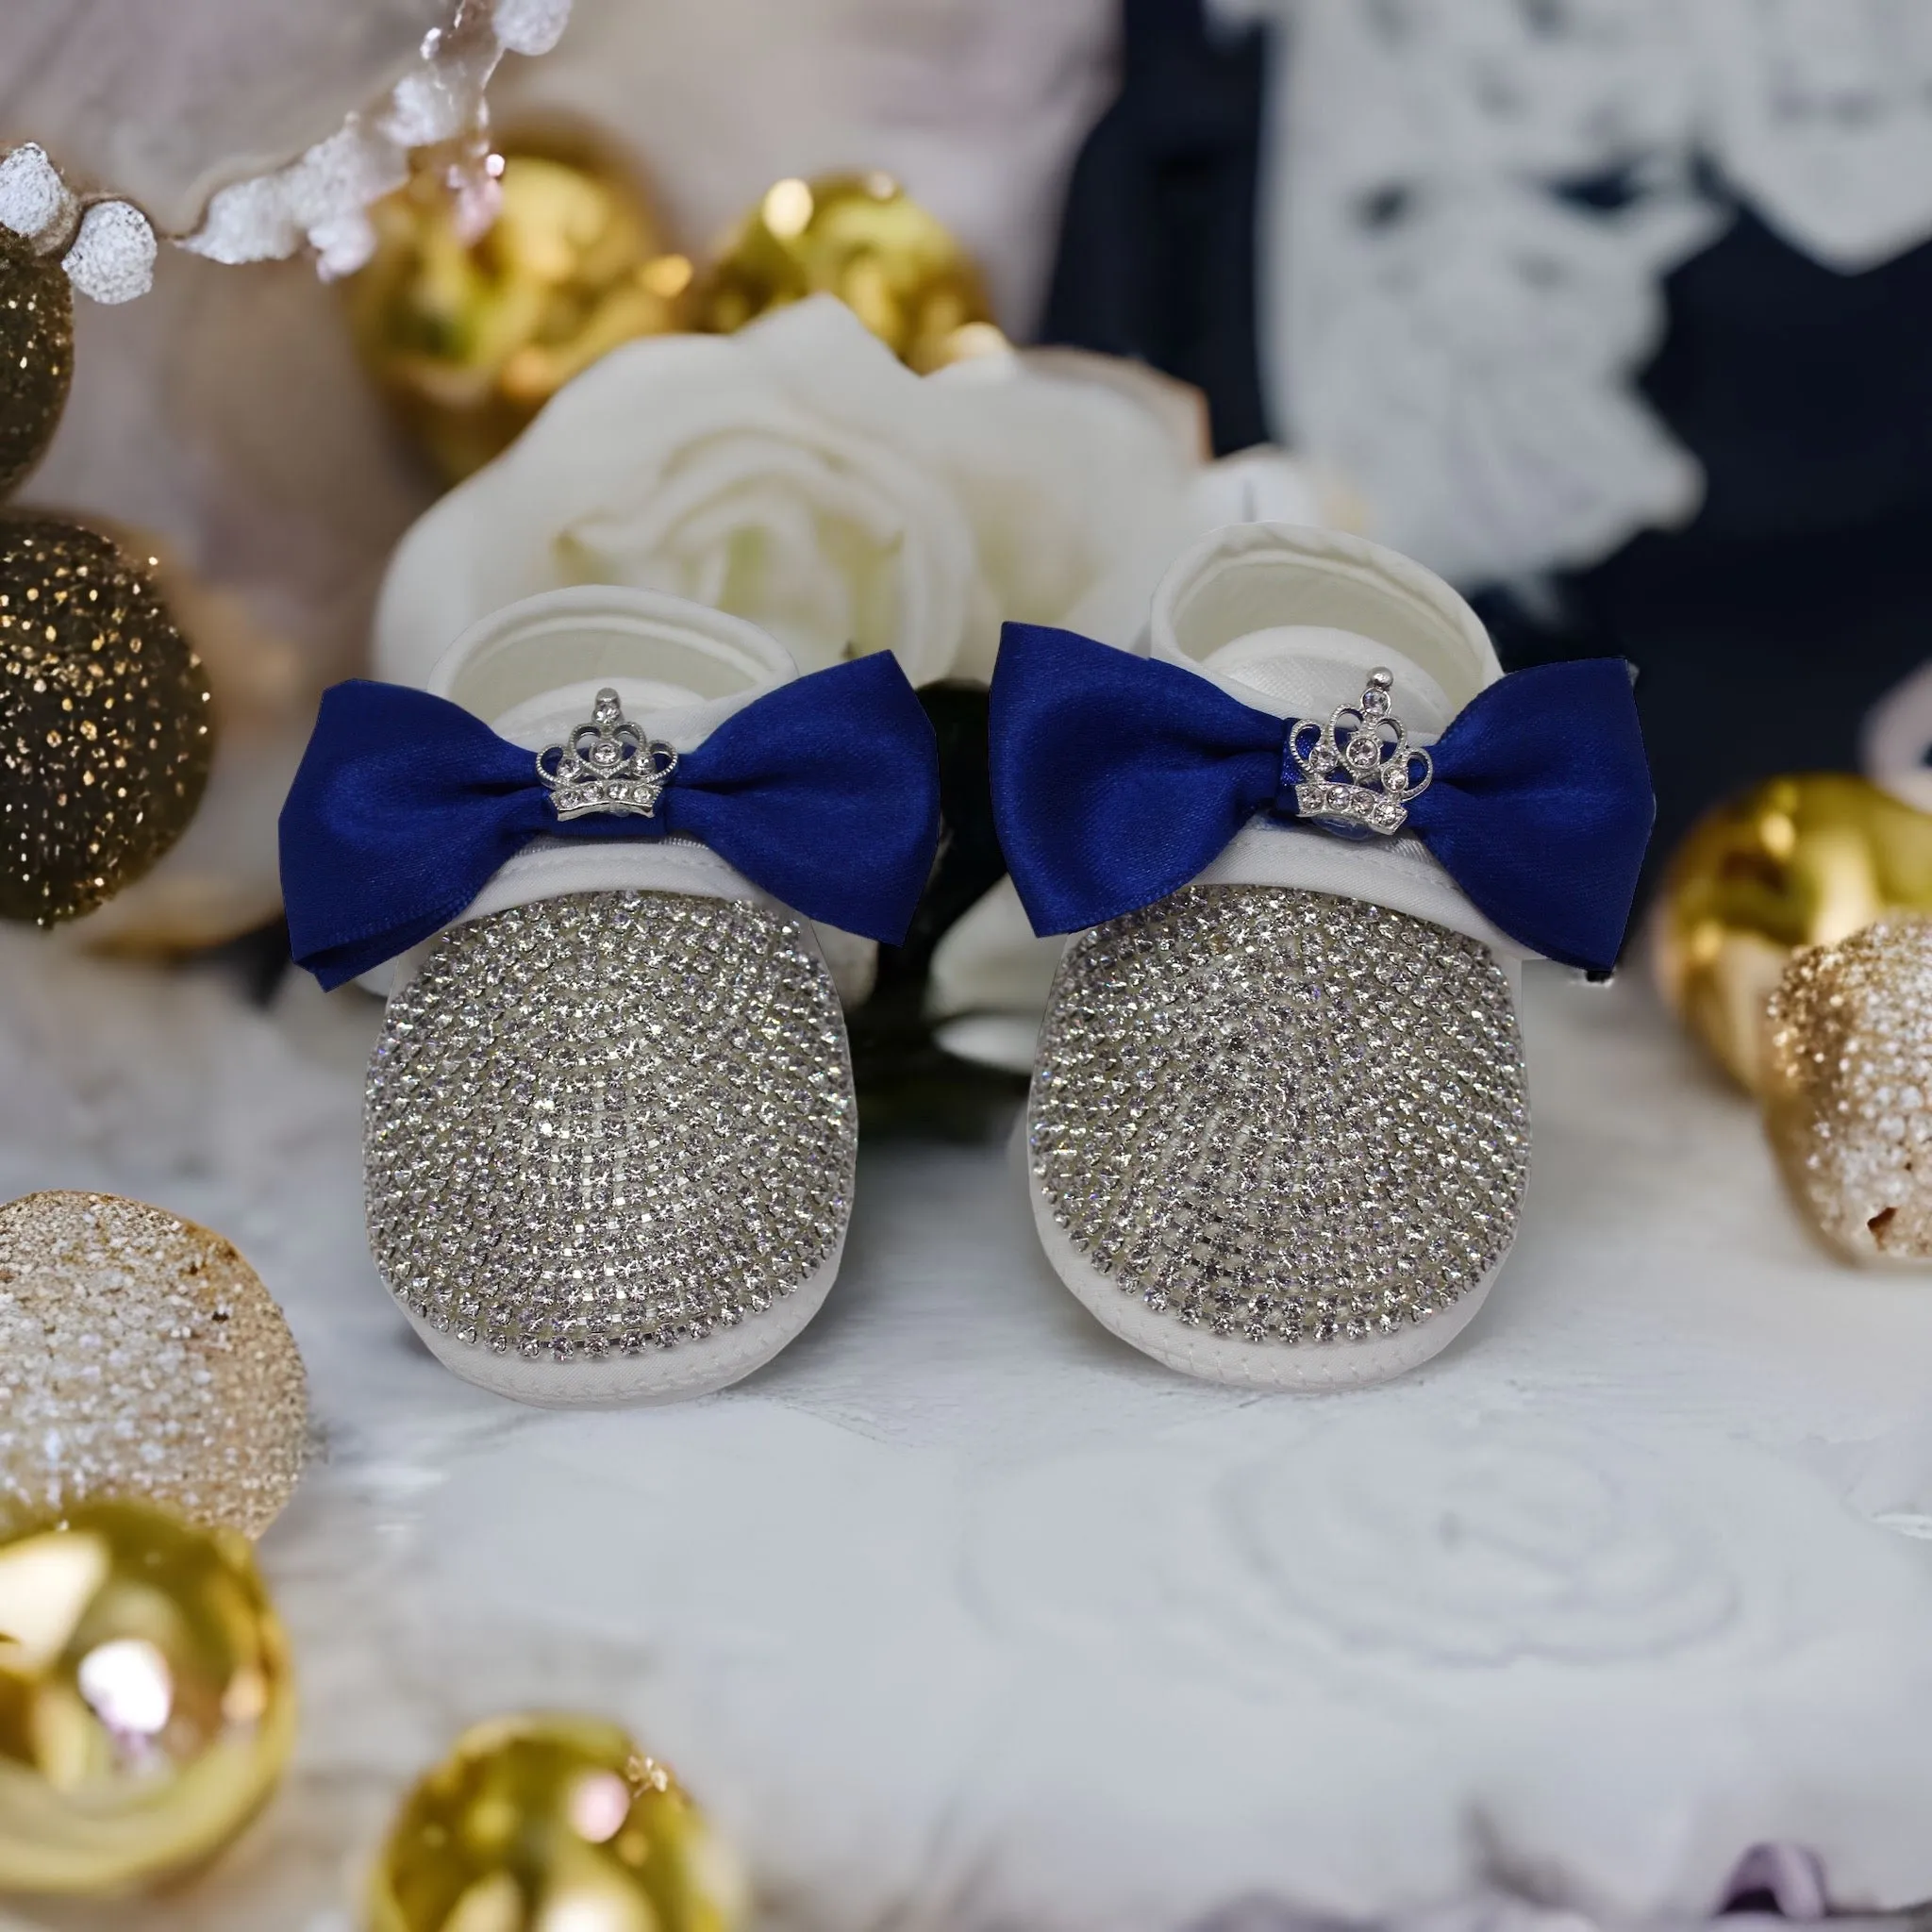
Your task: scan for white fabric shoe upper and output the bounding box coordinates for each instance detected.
[1151,523,1524,963]
[929,521,1533,1069]
[371,586,875,1004]
[415,587,795,955]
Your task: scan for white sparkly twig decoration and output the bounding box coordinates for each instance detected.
[0,142,156,305]
[0,0,574,300]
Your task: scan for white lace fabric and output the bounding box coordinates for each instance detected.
[1216,0,1932,585]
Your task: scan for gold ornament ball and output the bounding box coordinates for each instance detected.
[1651,773,1932,1091]
[348,135,689,482]
[695,171,1005,374]
[0,228,73,500]
[0,1191,308,1540]
[368,1713,748,1932]
[50,522,312,957]
[0,1499,296,1895]
[1763,916,1932,1264]
[0,516,215,925]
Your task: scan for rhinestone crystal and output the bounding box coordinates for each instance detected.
[364,891,856,1363]
[1763,914,1932,1263]
[0,1192,307,1538]
[0,518,213,926]
[1029,887,1530,1346]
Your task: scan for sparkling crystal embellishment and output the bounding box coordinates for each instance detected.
[1763,914,1932,1263]
[1288,668,1432,836]
[365,891,855,1361]
[1030,887,1529,1344]
[538,687,678,820]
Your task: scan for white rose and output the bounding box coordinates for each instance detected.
[375,294,1327,687]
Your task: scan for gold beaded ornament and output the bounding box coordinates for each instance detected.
[50,520,308,955]
[369,1712,748,1932]
[0,1191,308,1539]
[0,226,73,500]
[1763,915,1932,1265]
[1652,773,1932,1091]
[0,514,214,924]
[695,170,1004,374]
[0,1499,296,1895]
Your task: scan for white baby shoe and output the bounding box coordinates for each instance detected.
[991,523,1651,1390]
[281,586,938,1406]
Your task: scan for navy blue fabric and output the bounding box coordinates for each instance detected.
[988,622,1653,973]
[1039,0,1270,456]
[1482,204,1932,874]
[279,654,941,989]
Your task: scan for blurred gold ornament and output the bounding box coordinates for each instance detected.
[368,1712,748,1932]
[0,516,214,926]
[1651,774,1932,1091]
[347,134,688,481]
[695,171,1004,374]
[0,228,73,500]
[0,1499,295,1894]
[1763,916,1932,1264]
[0,1191,308,1540]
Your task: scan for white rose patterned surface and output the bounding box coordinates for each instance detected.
[1223,1416,1741,1668]
[7,922,1932,1926]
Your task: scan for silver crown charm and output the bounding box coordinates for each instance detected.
[537,688,679,820]
[1286,668,1433,837]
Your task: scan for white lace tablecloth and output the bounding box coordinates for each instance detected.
[3,941,1931,1932]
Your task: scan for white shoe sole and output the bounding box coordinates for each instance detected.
[395,1234,845,1408]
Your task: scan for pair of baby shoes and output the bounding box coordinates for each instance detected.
[279,524,1650,1406]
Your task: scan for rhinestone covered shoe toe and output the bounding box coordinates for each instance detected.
[366,889,857,1405]
[1028,887,1530,1389]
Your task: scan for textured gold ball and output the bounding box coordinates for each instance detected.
[1763,916,1932,1264]
[0,229,73,500]
[0,515,214,925]
[347,136,686,482]
[368,1713,748,1932]
[695,171,1003,374]
[0,1499,296,1895]
[0,1192,308,1539]
[51,521,311,957]
[1652,774,1932,1091]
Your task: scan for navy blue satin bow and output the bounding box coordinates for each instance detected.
[280,654,940,989]
[989,623,1653,973]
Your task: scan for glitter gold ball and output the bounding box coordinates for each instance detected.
[1652,773,1932,1092]
[0,228,73,500]
[1763,915,1932,1265]
[0,516,215,925]
[347,133,684,482]
[1031,887,1530,1345]
[0,1498,296,1895]
[368,1712,748,1932]
[0,1191,308,1538]
[695,171,1003,374]
[49,521,310,956]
